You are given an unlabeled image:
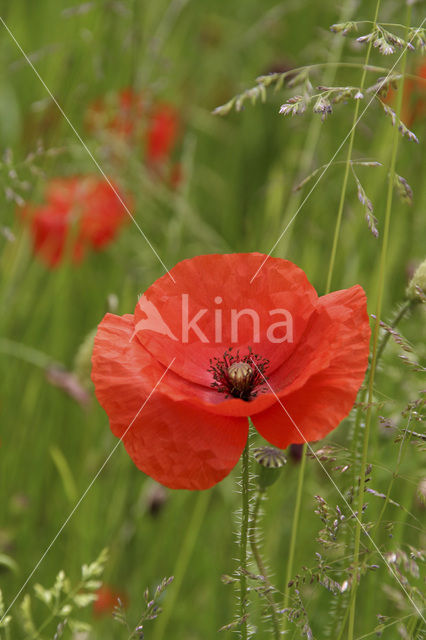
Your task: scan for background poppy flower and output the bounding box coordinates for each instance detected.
[385,60,426,127]
[87,89,181,183]
[91,253,370,490]
[20,176,129,268]
[146,102,179,164]
[93,585,128,617]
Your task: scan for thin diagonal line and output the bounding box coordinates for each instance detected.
[0,16,176,284]
[250,359,425,621]
[250,20,426,284]
[0,358,175,624]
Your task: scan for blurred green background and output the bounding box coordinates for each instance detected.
[0,0,425,638]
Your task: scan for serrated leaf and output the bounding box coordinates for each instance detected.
[73,592,97,608]
[0,588,12,628]
[53,570,70,598]
[20,594,36,634]
[81,548,108,581]
[68,618,92,633]
[59,603,73,616]
[0,553,19,574]
[84,580,102,590]
[34,583,53,606]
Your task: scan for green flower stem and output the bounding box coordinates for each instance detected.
[240,435,250,640]
[346,6,412,640]
[249,491,280,639]
[153,491,210,640]
[282,442,307,630]
[325,0,381,294]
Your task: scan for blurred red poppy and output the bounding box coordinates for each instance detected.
[91,254,370,490]
[20,176,129,267]
[87,89,180,180]
[385,60,426,126]
[93,586,128,617]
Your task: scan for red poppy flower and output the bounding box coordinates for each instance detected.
[146,102,179,163]
[87,89,181,184]
[93,586,128,617]
[385,60,426,127]
[20,176,129,268]
[91,254,370,490]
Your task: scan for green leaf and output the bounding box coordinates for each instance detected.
[50,445,78,503]
[68,618,92,633]
[20,594,36,635]
[73,592,97,608]
[34,583,53,606]
[0,553,19,574]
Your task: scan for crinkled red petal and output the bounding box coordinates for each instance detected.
[91,313,248,489]
[252,286,370,447]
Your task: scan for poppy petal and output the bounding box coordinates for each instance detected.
[133,253,318,387]
[252,285,370,448]
[91,313,248,489]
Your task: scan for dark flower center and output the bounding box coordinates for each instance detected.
[208,347,269,401]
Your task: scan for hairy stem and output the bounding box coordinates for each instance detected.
[240,437,250,639]
[249,492,280,639]
[346,5,411,639]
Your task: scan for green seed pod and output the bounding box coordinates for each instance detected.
[253,446,287,490]
[73,327,97,390]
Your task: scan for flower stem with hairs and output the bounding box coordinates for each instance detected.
[249,490,280,639]
[239,433,250,639]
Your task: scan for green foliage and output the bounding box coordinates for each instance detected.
[2,549,108,639]
[0,0,425,638]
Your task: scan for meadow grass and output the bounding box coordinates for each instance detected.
[0,0,425,638]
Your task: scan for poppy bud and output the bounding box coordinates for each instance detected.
[144,481,168,517]
[253,446,286,490]
[406,258,426,302]
[74,328,97,389]
[289,443,304,463]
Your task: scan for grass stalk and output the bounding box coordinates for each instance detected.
[249,491,280,639]
[346,6,412,639]
[281,442,307,631]
[325,0,382,294]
